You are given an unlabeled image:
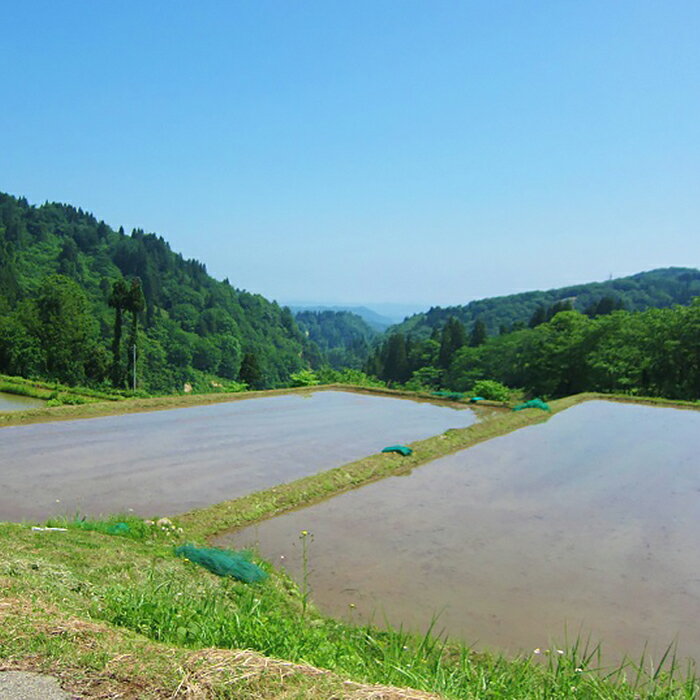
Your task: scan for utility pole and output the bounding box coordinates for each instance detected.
[132,344,137,392]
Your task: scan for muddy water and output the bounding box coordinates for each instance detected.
[0,392,44,412]
[217,400,700,664]
[0,390,475,521]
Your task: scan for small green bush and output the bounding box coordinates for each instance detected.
[46,392,88,406]
[289,369,320,387]
[404,367,443,391]
[315,367,386,388]
[471,379,511,402]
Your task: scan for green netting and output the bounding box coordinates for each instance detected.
[66,518,136,538]
[381,445,413,456]
[512,398,551,412]
[431,391,465,400]
[175,544,267,583]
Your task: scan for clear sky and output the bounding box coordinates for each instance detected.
[2,1,699,309]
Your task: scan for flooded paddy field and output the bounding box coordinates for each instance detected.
[0,390,475,521]
[217,400,700,664]
[0,391,44,412]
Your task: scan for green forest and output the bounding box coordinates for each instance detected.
[2,191,700,402]
[367,300,700,401]
[0,192,311,392]
[294,309,377,369]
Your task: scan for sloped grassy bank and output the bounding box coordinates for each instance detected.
[1,519,697,699]
[0,373,126,405]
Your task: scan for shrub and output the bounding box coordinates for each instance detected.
[404,367,443,391]
[289,369,320,387]
[471,379,511,402]
[46,392,89,406]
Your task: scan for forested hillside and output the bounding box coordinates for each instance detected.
[291,305,393,332]
[394,268,700,338]
[0,192,307,392]
[3,191,699,401]
[441,303,700,400]
[367,302,700,401]
[295,310,377,369]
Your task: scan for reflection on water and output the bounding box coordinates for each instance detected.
[217,400,700,664]
[0,391,44,412]
[0,390,475,521]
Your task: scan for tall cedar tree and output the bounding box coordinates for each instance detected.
[383,333,410,383]
[469,319,488,347]
[438,317,467,368]
[125,278,145,389]
[109,278,130,387]
[239,352,264,389]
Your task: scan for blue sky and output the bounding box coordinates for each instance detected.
[2,1,699,309]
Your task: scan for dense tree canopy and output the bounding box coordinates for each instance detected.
[368,302,700,401]
[442,303,700,400]
[295,310,377,370]
[0,192,308,391]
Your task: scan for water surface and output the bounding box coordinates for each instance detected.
[0,390,475,521]
[0,391,44,412]
[218,400,700,664]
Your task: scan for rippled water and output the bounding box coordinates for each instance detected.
[217,400,700,664]
[0,391,44,412]
[0,390,475,521]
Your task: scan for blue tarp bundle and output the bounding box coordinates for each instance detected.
[512,398,551,412]
[381,445,413,456]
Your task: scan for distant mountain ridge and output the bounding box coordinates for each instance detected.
[289,304,394,332]
[294,309,378,369]
[391,268,700,337]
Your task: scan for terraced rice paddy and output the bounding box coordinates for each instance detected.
[0,391,44,412]
[217,400,700,665]
[0,390,475,521]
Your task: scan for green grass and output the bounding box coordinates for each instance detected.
[95,569,696,698]
[0,521,696,699]
[0,373,127,404]
[44,513,184,541]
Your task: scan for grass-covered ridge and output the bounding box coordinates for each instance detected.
[0,520,697,699]
[0,372,127,405]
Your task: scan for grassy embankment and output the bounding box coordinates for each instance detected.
[3,387,700,697]
[2,516,697,699]
[0,373,127,405]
